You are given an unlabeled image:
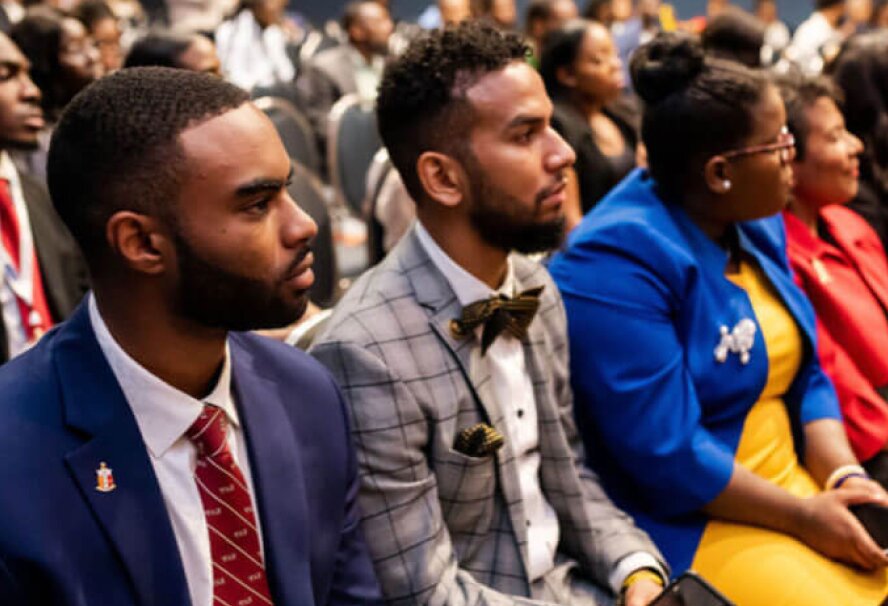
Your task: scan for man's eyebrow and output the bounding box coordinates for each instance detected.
[234,165,294,197]
[504,114,546,130]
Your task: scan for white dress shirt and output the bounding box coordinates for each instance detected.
[0,150,39,359]
[88,295,263,606]
[416,222,559,581]
[344,45,385,104]
[415,222,664,592]
[216,9,296,91]
[788,11,841,75]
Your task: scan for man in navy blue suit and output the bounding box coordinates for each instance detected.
[0,67,381,606]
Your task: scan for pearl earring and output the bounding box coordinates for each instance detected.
[723,180,732,192]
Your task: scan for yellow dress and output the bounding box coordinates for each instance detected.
[690,260,888,605]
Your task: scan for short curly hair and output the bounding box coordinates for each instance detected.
[47,67,249,263]
[376,21,528,203]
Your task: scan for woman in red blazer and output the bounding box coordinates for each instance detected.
[780,75,888,486]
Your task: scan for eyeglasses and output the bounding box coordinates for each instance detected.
[719,126,796,164]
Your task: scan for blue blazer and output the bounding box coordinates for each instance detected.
[548,169,840,574]
[0,302,381,605]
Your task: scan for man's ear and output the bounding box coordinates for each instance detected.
[416,151,467,208]
[105,211,173,275]
[703,155,734,195]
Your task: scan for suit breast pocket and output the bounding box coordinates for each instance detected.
[433,447,497,538]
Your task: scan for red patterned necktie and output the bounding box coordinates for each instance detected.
[0,179,53,342]
[0,179,20,270]
[186,405,274,606]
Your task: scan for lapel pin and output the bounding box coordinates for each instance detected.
[812,258,833,285]
[95,461,117,493]
[714,319,756,365]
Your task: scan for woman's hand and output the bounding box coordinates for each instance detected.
[791,487,888,571]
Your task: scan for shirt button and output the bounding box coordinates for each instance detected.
[526,520,531,527]
[517,409,524,418]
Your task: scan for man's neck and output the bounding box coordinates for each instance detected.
[93,286,227,399]
[350,42,376,64]
[419,217,509,289]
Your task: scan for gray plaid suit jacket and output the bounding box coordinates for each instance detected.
[311,226,664,605]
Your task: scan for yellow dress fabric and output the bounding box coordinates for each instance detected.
[690,260,888,605]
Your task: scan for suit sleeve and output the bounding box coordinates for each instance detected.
[554,244,736,517]
[326,374,386,605]
[311,340,557,606]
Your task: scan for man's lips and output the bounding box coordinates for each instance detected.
[539,178,567,208]
[285,250,314,290]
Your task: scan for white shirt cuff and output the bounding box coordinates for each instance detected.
[608,551,667,595]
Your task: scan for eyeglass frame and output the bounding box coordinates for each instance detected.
[716,126,797,164]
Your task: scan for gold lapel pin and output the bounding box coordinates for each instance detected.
[95,462,117,492]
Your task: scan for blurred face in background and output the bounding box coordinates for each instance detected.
[528,0,578,47]
[251,0,287,28]
[558,22,624,105]
[638,0,660,20]
[439,0,471,25]
[613,0,634,21]
[846,0,873,25]
[349,2,393,55]
[177,34,222,76]
[755,0,777,23]
[90,16,122,72]
[0,34,43,150]
[58,18,102,91]
[792,96,863,210]
[491,0,517,29]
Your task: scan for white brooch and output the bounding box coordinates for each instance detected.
[714,319,757,365]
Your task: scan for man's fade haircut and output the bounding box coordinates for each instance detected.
[47,67,249,263]
[376,21,528,204]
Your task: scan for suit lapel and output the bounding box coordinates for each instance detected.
[58,304,190,606]
[402,231,532,575]
[230,336,314,606]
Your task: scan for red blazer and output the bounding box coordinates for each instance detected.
[784,207,888,461]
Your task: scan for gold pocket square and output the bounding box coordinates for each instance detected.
[453,423,505,458]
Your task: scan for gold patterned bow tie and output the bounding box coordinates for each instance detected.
[449,286,544,354]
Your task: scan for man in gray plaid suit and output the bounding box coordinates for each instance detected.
[311,22,667,606]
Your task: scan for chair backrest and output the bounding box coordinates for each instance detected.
[288,166,339,308]
[364,147,393,266]
[327,94,382,215]
[254,96,322,177]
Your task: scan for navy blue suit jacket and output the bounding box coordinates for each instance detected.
[0,302,382,605]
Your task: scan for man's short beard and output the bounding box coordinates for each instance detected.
[462,150,565,254]
[171,226,310,332]
[0,136,40,152]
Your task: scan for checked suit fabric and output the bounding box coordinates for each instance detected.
[187,405,274,606]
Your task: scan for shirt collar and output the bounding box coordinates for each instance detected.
[782,209,822,251]
[0,151,16,181]
[346,44,384,70]
[88,294,238,458]
[414,220,516,307]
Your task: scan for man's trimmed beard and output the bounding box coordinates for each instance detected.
[171,227,311,331]
[463,150,565,254]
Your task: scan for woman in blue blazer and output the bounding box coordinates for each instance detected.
[549,33,888,604]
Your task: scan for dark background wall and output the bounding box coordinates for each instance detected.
[297,0,814,31]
